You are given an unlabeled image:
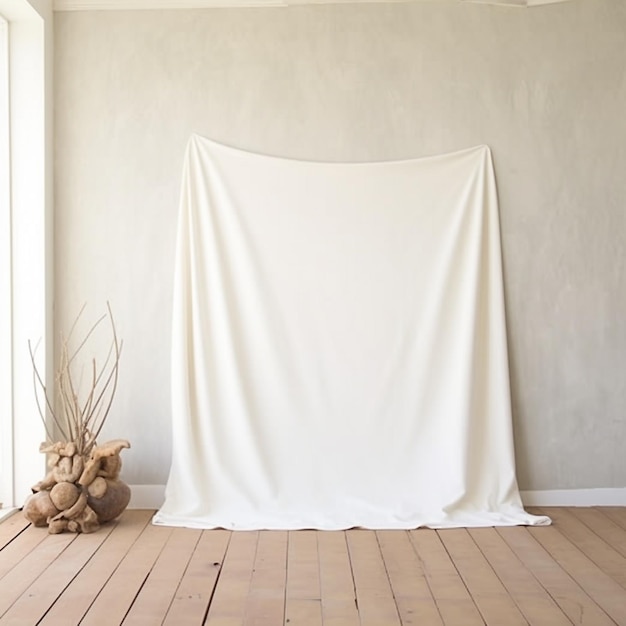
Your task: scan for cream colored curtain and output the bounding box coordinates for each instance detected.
[154,135,549,530]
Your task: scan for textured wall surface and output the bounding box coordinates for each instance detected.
[54,0,626,489]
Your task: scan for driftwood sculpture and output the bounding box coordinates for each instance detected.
[24,439,131,533]
[23,304,131,534]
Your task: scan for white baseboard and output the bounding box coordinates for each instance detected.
[128,484,166,509]
[0,507,19,522]
[128,485,626,511]
[521,488,626,507]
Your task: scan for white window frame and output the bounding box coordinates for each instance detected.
[0,13,12,513]
[0,0,53,512]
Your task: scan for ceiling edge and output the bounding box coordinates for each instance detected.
[52,0,571,10]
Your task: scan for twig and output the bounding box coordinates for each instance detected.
[28,339,70,442]
[28,304,122,456]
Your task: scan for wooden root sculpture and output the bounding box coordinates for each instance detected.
[24,439,131,534]
[24,304,130,534]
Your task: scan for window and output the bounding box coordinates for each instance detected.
[0,13,11,511]
[0,0,52,510]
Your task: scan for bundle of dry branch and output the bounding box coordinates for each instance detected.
[23,304,131,533]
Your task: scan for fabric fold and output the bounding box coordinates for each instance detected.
[154,135,550,530]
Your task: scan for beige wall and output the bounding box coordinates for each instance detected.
[54,0,626,490]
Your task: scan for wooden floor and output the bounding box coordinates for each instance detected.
[1,507,626,625]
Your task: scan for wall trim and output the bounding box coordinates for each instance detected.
[521,488,626,507]
[127,485,626,511]
[52,0,570,11]
[128,484,166,509]
[4,488,624,526]
[0,507,19,522]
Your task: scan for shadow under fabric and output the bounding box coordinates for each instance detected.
[154,135,550,530]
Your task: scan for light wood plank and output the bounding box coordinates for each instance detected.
[498,526,615,625]
[0,524,49,580]
[0,514,31,550]
[204,530,259,625]
[162,529,231,625]
[0,531,77,617]
[570,507,626,559]
[1,508,626,625]
[284,599,323,625]
[286,530,320,600]
[437,528,527,625]
[598,507,626,532]
[317,531,359,626]
[527,522,626,624]
[80,518,174,625]
[468,527,571,626]
[284,530,322,626]
[39,509,154,625]
[1,521,116,624]
[346,529,401,626]
[409,529,484,625]
[538,506,626,589]
[243,531,288,626]
[123,527,203,624]
[376,530,443,626]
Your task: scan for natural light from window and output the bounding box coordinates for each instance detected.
[0,0,53,510]
[0,13,10,511]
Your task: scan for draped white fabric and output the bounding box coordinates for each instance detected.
[154,135,550,530]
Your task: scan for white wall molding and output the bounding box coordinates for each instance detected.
[52,0,570,11]
[128,484,166,509]
[0,507,18,522]
[128,485,626,511]
[521,488,626,507]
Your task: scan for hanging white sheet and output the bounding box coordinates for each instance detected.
[154,135,549,530]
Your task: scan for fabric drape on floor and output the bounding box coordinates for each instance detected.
[154,135,549,530]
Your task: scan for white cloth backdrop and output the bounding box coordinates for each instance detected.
[154,135,550,530]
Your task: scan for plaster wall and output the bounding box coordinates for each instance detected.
[54,0,626,490]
